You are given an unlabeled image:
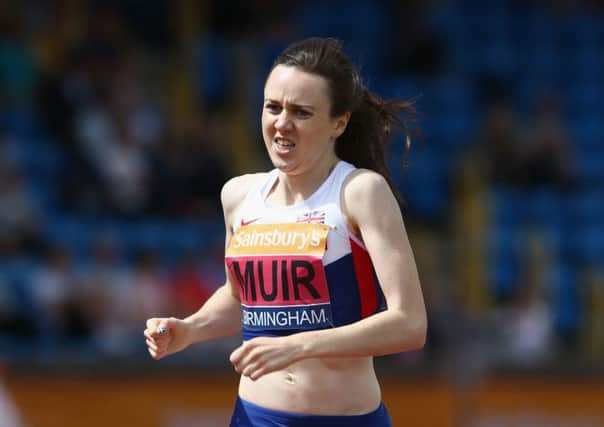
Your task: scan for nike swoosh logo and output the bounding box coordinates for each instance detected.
[240,217,261,226]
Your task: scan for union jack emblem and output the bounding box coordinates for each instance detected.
[296,210,326,224]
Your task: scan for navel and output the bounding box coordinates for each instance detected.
[284,371,296,385]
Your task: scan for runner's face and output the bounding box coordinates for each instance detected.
[262,65,346,175]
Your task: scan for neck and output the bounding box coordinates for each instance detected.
[272,155,339,205]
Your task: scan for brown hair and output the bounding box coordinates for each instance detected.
[272,37,417,205]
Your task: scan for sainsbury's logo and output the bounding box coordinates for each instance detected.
[227,223,330,256]
[234,228,320,249]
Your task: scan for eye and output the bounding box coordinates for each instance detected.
[265,103,281,114]
[294,109,311,118]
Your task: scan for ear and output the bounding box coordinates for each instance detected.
[333,112,351,139]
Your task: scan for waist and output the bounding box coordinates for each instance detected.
[238,356,381,415]
[232,397,391,426]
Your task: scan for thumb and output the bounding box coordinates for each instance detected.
[156,318,171,336]
[147,317,172,338]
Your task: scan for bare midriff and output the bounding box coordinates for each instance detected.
[238,356,381,415]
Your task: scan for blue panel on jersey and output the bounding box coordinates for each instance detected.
[324,253,363,326]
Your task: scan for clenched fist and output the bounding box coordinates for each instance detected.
[144,317,194,360]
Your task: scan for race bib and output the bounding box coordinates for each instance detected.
[226,223,333,331]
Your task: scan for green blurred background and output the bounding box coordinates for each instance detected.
[0,0,603,426]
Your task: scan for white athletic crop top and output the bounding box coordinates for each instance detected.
[225,160,385,340]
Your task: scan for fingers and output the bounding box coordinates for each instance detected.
[230,344,245,374]
[230,336,297,381]
[241,360,269,381]
[147,342,168,360]
[144,318,171,360]
[230,341,265,379]
[148,346,161,360]
[145,318,170,339]
[146,338,158,352]
[229,343,244,366]
[242,364,259,380]
[146,335,167,360]
[229,341,254,371]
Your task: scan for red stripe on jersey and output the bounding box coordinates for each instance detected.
[350,238,378,318]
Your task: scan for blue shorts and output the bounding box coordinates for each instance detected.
[229,397,392,427]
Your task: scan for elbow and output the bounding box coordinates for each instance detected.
[415,318,428,350]
[398,312,428,352]
[408,318,428,351]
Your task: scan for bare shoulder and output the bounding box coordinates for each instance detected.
[341,169,399,234]
[342,168,390,199]
[221,173,267,218]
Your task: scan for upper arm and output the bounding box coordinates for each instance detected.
[220,173,266,299]
[342,170,425,319]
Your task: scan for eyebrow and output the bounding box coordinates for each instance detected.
[264,98,315,110]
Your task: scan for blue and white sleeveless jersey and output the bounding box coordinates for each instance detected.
[225,160,385,341]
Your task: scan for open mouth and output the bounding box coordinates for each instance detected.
[274,138,295,148]
[273,137,295,153]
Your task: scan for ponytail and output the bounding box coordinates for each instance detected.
[336,88,417,207]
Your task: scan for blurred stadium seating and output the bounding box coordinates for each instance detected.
[0,0,603,425]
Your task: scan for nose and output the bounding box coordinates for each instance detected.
[274,111,292,131]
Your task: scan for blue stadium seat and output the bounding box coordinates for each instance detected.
[293,0,388,77]
[487,223,522,300]
[574,48,603,75]
[562,13,601,47]
[567,190,604,225]
[398,146,450,222]
[194,36,233,109]
[0,258,38,315]
[568,113,602,152]
[576,150,604,184]
[488,187,535,227]
[566,221,604,266]
[0,108,43,140]
[565,80,603,119]
[43,217,98,257]
[386,77,424,102]
[550,263,581,337]
[527,189,565,227]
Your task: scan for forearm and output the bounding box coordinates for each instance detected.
[295,309,426,360]
[184,284,241,344]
